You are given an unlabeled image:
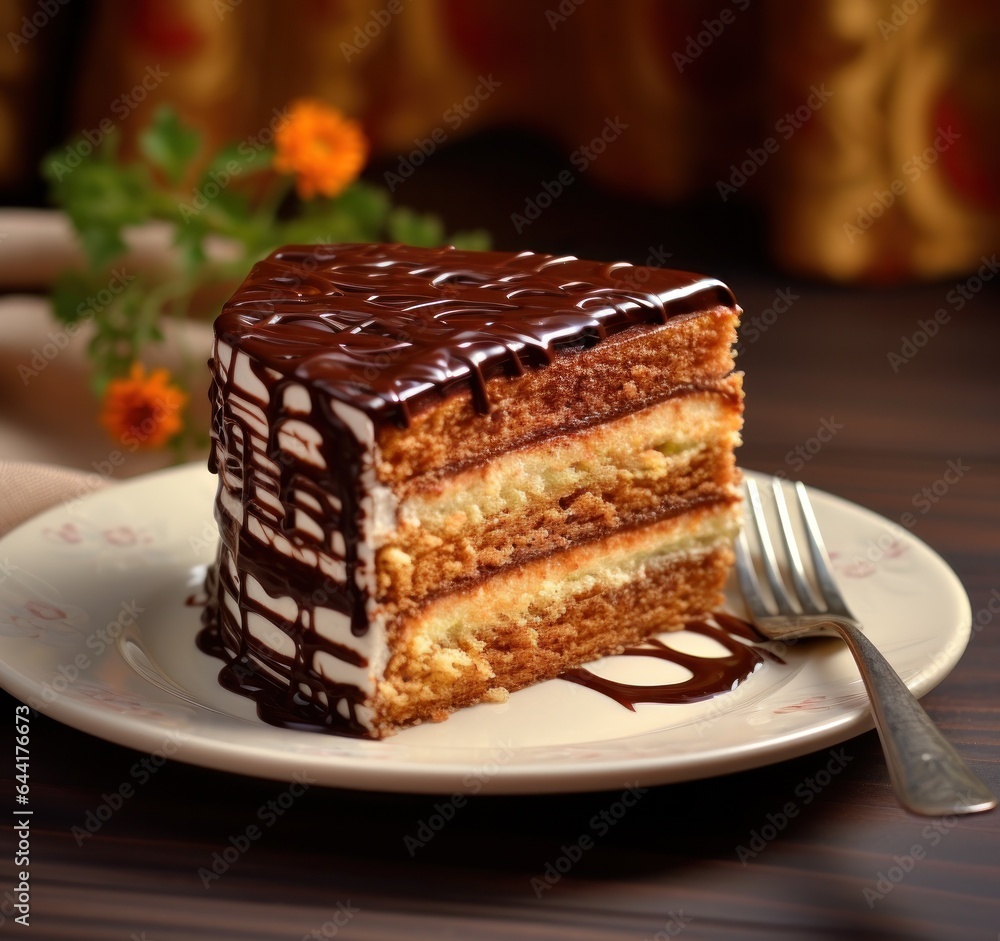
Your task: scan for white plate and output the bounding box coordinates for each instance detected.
[0,464,971,794]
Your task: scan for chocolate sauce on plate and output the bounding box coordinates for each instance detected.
[562,614,782,709]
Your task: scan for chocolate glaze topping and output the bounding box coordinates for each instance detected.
[200,243,741,738]
[215,242,737,428]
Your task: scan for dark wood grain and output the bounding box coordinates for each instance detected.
[3,172,999,939]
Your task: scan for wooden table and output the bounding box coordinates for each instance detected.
[2,244,998,938]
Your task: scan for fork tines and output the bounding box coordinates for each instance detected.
[736,476,851,620]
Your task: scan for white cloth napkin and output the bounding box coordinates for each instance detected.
[0,460,113,537]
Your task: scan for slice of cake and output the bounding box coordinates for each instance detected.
[200,243,743,737]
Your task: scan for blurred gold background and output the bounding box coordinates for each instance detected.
[2,0,999,282]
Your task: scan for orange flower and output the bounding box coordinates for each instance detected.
[274,99,368,200]
[99,364,187,449]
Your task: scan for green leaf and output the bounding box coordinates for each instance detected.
[212,189,254,226]
[386,207,445,247]
[139,107,201,185]
[48,159,152,268]
[79,226,127,270]
[49,272,91,325]
[67,162,150,224]
[203,142,274,181]
[332,182,390,235]
[448,229,492,250]
[276,214,365,246]
[99,128,121,161]
[87,287,146,392]
[173,220,208,272]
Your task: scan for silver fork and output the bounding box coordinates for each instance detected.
[736,476,996,816]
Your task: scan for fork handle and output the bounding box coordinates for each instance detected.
[827,617,996,816]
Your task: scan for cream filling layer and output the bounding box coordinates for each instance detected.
[393,393,741,538]
[398,502,740,662]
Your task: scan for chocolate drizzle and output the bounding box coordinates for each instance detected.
[562,613,783,709]
[199,351,375,735]
[199,243,742,738]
